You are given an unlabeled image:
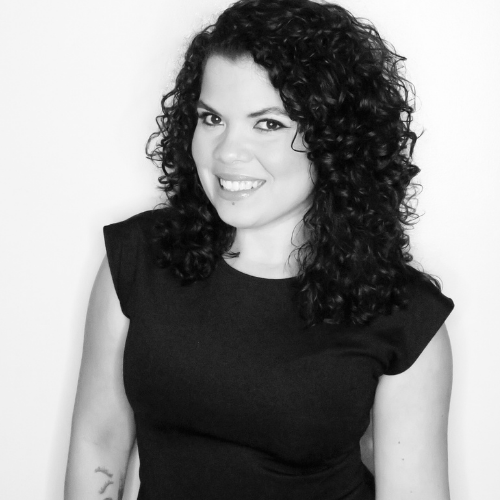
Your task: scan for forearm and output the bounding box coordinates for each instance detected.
[65,438,132,500]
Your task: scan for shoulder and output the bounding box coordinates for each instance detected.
[103,208,169,264]
[403,267,454,314]
[103,209,163,243]
[102,209,167,317]
[374,267,454,375]
[400,268,455,343]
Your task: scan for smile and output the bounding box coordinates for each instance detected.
[219,179,265,191]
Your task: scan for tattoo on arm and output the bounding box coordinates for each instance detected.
[94,465,125,499]
[98,479,114,494]
[95,466,113,478]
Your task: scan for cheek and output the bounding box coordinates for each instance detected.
[192,130,212,184]
[278,150,312,183]
[190,131,208,192]
[288,157,315,199]
[255,142,300,178]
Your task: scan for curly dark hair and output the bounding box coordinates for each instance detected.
[147,0,439,326]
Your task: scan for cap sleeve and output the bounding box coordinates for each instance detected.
[103,211,153,318]
[384,277,454,375]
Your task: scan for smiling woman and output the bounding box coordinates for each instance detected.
[192,56,314,265]
[65,1,454,499]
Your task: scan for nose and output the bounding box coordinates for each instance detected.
[213,126,253,164]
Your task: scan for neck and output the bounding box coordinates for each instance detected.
[226,222,306,279]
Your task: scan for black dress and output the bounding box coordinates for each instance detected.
[104,211,454,500]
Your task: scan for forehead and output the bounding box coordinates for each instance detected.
[199,55,283,109]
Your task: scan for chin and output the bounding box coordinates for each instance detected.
[217,213,255,230]
[213,203,259,229]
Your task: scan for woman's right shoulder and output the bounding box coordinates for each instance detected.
[102,208,171,318]
[103,209,166,244]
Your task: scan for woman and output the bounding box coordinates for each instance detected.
[65,1,454,499]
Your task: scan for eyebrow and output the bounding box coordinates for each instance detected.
[196,100,288,118]
[248,106,288,118]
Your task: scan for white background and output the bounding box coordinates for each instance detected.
[1,0,498,498]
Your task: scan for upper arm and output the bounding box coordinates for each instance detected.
[373,323,453,500]
[70,256,135,451]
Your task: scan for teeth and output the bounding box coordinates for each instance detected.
[219,179,263,191]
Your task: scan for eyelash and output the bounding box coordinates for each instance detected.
[197,112,222,127]
[256,119,285,132]
[196,112,286,132]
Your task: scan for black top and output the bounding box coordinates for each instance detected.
[104,210,454,500]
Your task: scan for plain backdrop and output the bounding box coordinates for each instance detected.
[1,0,499,498]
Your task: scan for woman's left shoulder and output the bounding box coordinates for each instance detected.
[403,267,454,312]
[376,267,454,376]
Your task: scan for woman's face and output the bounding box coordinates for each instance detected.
[192,55,314,234]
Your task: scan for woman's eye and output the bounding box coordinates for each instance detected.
[198,112,222,126]
[255,119,285,132]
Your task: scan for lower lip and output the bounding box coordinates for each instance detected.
[217,182,264,202]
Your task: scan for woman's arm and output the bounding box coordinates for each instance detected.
[373,324,453,500]
[65,257,136,500]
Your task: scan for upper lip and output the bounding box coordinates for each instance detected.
[216,172,266,182]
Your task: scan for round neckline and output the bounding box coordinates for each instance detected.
[218,257,295,284]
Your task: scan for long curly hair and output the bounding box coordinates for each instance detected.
[147,0,439,326]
